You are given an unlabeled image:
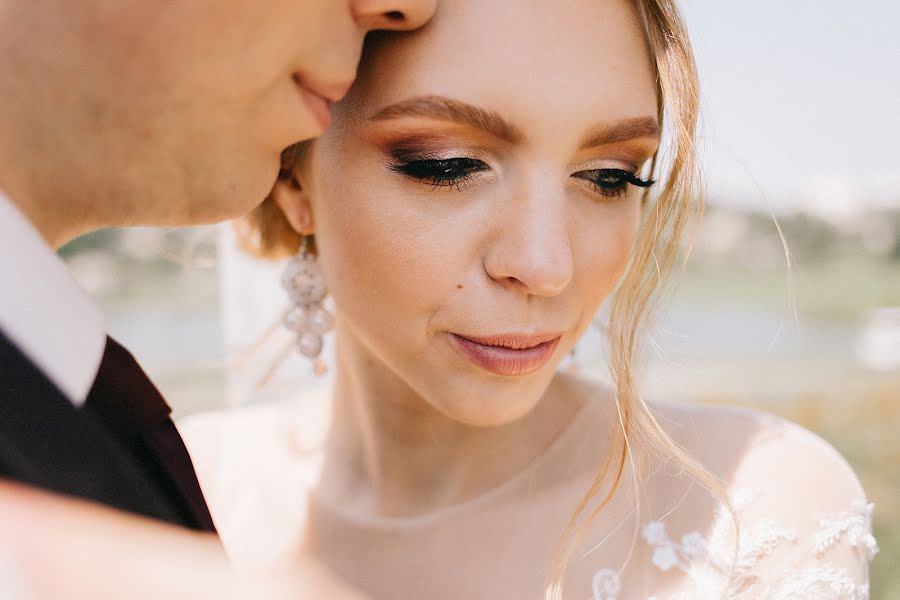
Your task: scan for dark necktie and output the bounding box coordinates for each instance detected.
[84,336,216,532]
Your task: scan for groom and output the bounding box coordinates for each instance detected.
[0,0,435,534]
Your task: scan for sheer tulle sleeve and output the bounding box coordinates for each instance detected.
[594,414,880,600]
[713,420,879,599]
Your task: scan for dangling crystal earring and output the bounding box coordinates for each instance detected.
[281,236,333,375]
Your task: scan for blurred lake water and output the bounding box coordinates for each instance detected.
[60,206,900,598]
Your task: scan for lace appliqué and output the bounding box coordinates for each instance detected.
[591,496,878,600]
[591,569,621,600]
[814,502,878,562]
[769,565,870,600]
[766,502,879,600]
[641,521,707,573]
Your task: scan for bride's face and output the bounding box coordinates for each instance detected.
[289,0,658,426]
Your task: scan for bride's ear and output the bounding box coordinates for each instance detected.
[270,170,315,236]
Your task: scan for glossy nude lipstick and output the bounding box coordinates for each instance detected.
[449,332,561,376]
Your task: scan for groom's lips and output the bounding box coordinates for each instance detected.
[292,76,353,132]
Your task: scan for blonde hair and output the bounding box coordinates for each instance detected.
[236,0,736,594]
[547,1,737,596]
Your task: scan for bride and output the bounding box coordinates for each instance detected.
[183,0,877,597]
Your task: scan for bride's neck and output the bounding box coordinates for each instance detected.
[317,330,584,519]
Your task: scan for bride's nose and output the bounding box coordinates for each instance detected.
[483,184,574,298]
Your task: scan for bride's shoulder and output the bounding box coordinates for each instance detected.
[552,381,877,597]
[563,378,870,513]
[178,386,331,465]
[177,394,329,566]
[180,399,308,470]
[615,400,876,598]
[650,400,868,509]
[648,401,877,583]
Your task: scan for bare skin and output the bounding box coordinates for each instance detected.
[0,481,367,600]
[0,0,437,247]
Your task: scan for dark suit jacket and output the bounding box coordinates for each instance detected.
[0,329,215,531]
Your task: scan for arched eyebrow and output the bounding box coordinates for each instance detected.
[369,95,659,149]
[369,95,525,144]
[578,116,660,150]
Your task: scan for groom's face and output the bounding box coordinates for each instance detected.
[5,0,435,237]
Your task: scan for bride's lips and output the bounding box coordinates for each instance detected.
[449,332,562,377]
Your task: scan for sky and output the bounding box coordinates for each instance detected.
[681,0,900,214]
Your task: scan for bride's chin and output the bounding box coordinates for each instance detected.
[425,385,547,428]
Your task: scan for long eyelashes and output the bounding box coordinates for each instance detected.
[573,168,655,198]
[389,157,488,189]
[389,157,655,198]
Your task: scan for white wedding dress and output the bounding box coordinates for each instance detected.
[589,489,877,600]
[181,228,878,600]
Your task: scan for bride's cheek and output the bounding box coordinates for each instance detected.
[321,205,449,325]
[573,205,641,308]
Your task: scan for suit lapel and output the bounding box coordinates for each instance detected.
[0,330,183,524]
[85,336,215,532]
[140,420,217,531]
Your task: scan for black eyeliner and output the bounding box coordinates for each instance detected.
[388,157,489,188]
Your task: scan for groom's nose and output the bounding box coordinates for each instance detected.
[351,0,438,32]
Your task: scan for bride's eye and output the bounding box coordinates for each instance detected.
[573,168,655,198]
[390,157,489,189]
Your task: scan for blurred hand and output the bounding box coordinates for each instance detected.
[0,480,367,600]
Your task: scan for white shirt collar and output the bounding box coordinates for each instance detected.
[0,190,106,406]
